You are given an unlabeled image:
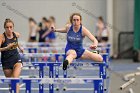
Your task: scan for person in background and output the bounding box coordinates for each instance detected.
[42,16,56,43]
[38,22,45,42]
[28,17,38,42]
[95,16,109,43]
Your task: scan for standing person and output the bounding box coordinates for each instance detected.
[37,17,48,43]
[48,16,56,43]
[95,16,109,43]
[0,19,23,93]
[39,17,50,43]
[42,16,56,43]
[28,17,37,42]
[37,22,45,42]
[52,13,103,70]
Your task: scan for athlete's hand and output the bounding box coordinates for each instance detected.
[7,43,15,49]
[50,24,55,32]
[41,34,46,39]
[19,48,24,54]
[90,44,97,50]
[12,42,18,49]
[7,42,18,50]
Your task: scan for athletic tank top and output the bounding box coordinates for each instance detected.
[66,25,83,49]
[30,26,37,37]
[101,27,108,37]
[1,32,19,62]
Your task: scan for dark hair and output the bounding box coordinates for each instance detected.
[98,16,104,22]
[42,17,51,23]
[42,17,47,22]
[70,13,82,24]
[4,18,14,28]
[49,16,55,22]
[38,22,42,28]
[29,17,37,24]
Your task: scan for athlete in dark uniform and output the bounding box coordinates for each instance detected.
[1,32,22,69]
[0,19,23,93]
[52,13,103,70]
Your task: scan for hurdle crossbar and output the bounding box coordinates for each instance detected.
[0,77,104,93]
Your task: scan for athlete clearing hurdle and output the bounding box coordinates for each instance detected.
[52,13,103,70]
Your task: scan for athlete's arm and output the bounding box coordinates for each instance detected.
[82,26,98,49]
[41,29,51,38]
[14,32,24,53]
[0,34,8,51]
[18,44,24,53]
[0,34,15,51]
[14,32,20,38]
[52,24,71,33]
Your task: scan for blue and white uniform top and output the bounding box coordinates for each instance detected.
[65,24,85,59]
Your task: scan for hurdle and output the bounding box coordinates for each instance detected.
[84,43,110,47]
[19,52,108,92]
[0,77,104,93]
[20,42,110,47]
[20,53,109,92]
[30,61,107,92]
[21,52,109,62]
[20,42,66,48]
[0,53,109,78]
[21,53,108,78]
[22,46,110,53]
[0,52,110,92]
[31,61,107,78]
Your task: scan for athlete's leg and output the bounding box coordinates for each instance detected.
[3,69,13,77]
[63,49,77,70]
[3,69,13,92]
[81,50,103,62]
[12,63,22,77]
[66,49,77,64]
[12,62,22,93]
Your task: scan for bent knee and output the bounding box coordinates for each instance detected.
[67,52,77,58]
[98,55,103,62]
[69,53,77,58]
[67,50,77,57]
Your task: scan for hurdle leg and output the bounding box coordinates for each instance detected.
[39,65,44,93]
[102,54,110,92]
[94,80,104,93]
[11,79,19,93]
[49,64,54,93]
[62,69,67,91]
[23,80,31,93]
[63,70,67,78]
[55,65,59,91]
[99,63,107,91]
[55,65,59,78]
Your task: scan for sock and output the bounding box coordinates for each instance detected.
[63,60,68,70]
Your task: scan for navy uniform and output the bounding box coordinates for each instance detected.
[1,32,22,69]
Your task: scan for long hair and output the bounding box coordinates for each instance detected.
[4,18,14,28]
[69,13,82,24]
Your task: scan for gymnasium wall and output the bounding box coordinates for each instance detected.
[0,0,106,42]
[0,0,134,55]
[113,0,134,56]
